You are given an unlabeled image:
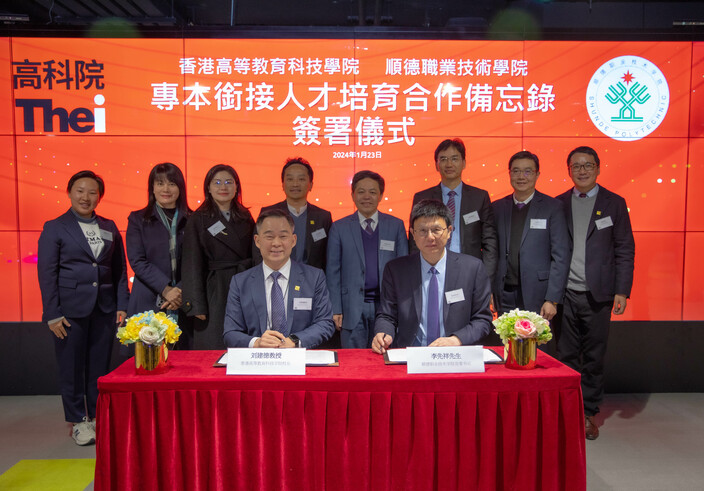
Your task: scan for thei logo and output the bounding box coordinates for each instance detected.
[15,94,106,133]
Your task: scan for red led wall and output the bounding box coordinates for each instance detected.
[1,37,702,321]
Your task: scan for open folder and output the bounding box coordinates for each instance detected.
[383,347,504,365]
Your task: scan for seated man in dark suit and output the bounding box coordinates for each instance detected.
[372,200,492,353]
[223,209,335,348]
[254,157,333,271]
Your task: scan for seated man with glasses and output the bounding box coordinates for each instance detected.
[371,199,492,353]
[491,150,570,324]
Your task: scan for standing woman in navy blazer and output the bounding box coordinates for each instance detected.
[37,170,129,446]
[126,163,192,347]
[182,164,255,349]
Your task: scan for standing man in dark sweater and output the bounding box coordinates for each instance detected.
[492,151,570,319]
[556,146,635,441]
[410,138,498,284]
[255,157,332,271]
[327,171,408,348]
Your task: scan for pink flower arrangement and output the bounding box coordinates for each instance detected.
[514,319,537,339]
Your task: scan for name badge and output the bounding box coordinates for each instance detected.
[463,211,480,225]
[595,216,613,230]
[226,348,306,375]
[530,219,547,229]
[99,229,113,241]
[293,297,313,310]
[380,240,395,251]
[406,346,485,374]
[311,228,327,242]
[445,288,465,304]
[208,221,226,236]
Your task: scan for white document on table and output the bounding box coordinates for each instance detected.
[385,348,504,364]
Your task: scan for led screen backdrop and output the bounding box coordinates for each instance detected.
[1,37,702,322]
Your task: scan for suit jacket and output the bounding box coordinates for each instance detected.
[125,208,188,316]
[410,183,498,282]
[556,185,635,303]
[223,260,335,348]
[492,190,570,313]
[253,201,333,270]
[37,209,129,322]
[374,251,492,348]
[326,211,409,331]
[181,208,255,349]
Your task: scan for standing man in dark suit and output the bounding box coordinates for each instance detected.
[255,157,332,271]
[556,146,635,440]
[327,170,408,349]
[410,138,498,283]
[372,199,492,353]
[492,151,570,320]
[223,209,334,348]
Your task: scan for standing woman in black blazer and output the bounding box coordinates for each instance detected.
[37,170,129,446]
[182,164,255,349]
[126,162,193,347]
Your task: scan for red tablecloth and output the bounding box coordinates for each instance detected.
[95,349,585,491]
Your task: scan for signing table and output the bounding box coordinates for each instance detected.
[95,349,585,491]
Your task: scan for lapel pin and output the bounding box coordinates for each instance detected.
[295,285,300,291]
[596,211,601,216]
[310,220,315,225]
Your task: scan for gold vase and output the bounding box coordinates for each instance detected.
[505,338,537,370]
[134,341,169,374]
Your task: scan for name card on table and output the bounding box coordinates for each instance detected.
[405,346,485,374]
[226,348,306,375]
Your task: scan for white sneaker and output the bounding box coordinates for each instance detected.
[72,416,96,446]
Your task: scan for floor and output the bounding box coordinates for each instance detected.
[1,393,703,490]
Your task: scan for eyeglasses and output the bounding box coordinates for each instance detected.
[510,169,537,177]
[413,227,448,238]
[569,163,597,172]
[438,156,462,164]
[212,179,235,187]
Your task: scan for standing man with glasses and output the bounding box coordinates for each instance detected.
[372,200,492,353]
[223,209,334,348]
[556,146,635,440]
[410,138,498,284]
[327,170,408,349]
[492,151,570,321]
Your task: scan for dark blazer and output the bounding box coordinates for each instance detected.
[492,190,571,312]
[556,186,635,303]
[223,260,335,348]
[374,251,492,348]
[253,201,333,270]
[326,212,409,331]
[37,210,129,322]
[181,208,255,349]
[125,208,188,316]
[411,183,499,282]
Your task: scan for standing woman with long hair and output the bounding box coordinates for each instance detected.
[182,164,255,349]
[37,170,129,446]
[126,162,193,347]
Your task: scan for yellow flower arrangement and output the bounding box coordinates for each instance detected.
[117,310,181,346]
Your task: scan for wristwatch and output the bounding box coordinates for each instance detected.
[288,334,301,347]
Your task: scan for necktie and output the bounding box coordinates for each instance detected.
[364,218,374,235]
[579,193,587,198]
[270,271,287,335]
[516,202,526,210]
[427,267,440,345]
[447,190,457,223]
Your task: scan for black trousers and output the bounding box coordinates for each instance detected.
[556,289,612,416]
[54,304,114,423]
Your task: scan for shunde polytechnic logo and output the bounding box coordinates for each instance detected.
[586,55,669,142]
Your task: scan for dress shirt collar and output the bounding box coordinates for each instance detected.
[440,182,463,198]
[572,184,599,198]
[357,210,379,230]
[262,258,292,281]
[420,248,448,275]
[287,202,308,217]
[513,191,535,206]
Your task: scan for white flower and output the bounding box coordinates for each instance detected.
[139,325,163,345]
